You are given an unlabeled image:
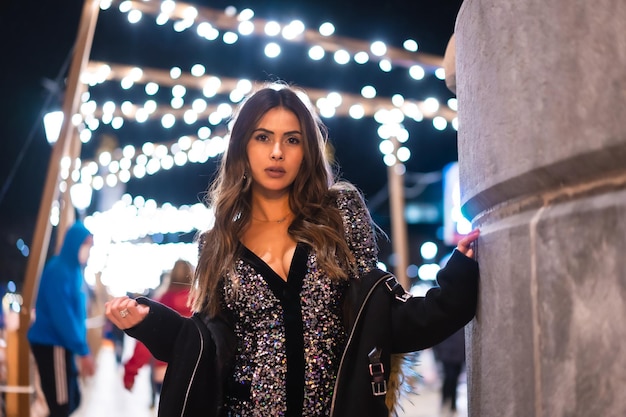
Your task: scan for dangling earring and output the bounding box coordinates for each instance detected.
[242,172,250,191]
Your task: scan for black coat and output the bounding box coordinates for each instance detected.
[126,302,236,417]
[127,249,478,417]
[332,249,477,416]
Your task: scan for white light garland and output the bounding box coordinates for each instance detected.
[104,0,445,76]
[69,54,457,189]
[83,197,214,295]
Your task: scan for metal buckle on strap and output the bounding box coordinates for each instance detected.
[371,380,387,396]
[368,348,387,396]
[369,362,384,375]
[384,276,411,303]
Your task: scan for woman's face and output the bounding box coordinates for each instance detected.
[246,107,304,197]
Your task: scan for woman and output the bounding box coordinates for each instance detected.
[105,84,480,417]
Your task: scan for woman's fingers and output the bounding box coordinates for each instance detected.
[456,228,480,258]
[105,297,148,329]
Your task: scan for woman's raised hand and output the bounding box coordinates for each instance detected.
[456,229,480,259]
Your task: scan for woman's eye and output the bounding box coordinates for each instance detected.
[287,136,301,145]
[255,134,268,141]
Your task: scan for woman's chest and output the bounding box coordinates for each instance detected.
[241,225,296,281]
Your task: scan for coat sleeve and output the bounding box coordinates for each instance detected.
[335,187,379,274]
[390,250,479,353]
[124,297,187,362]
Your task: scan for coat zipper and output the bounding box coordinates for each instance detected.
[329,272,392,416]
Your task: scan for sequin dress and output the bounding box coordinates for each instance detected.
[222,189,378,416]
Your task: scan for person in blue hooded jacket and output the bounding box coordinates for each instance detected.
[28,221,96,417]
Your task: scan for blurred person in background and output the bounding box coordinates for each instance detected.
[122,259,194,408]
[433,327,466,417]
[432,251,469,417]
[28,221,96,417]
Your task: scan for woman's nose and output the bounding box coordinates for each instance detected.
[270,143,284,160]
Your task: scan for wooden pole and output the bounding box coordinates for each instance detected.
[387,136,410,289]
[9,1,100,416]
[56,113,87,253]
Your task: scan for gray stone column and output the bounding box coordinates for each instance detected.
[454,1,626,416]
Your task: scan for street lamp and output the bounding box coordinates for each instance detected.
[43,110,64,144]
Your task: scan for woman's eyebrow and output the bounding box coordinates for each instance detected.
[252,128,302,135]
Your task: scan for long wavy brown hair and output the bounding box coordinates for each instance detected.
[191,84,359,317]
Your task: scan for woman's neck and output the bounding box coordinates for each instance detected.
[250,194,292,223]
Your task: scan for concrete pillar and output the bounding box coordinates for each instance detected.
[454,1,626,416]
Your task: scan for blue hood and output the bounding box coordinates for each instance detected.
[58,221,92,266]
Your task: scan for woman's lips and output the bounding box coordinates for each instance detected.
[265,167,285,178]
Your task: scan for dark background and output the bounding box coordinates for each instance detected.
[0,0,465,289]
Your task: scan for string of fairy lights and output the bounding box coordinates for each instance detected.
[42,0,458,291]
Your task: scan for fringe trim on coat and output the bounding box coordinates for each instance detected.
[385,352,422,416]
